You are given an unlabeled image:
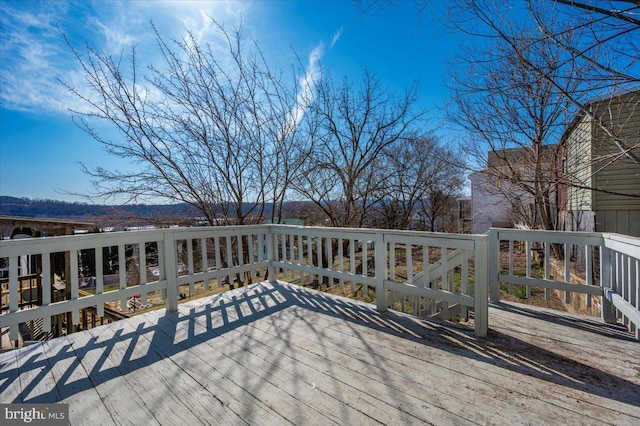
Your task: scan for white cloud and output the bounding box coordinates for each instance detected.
[0,2,78,113]
[90,18,136,54]
[0,0,251,116]
[292,43,324,126]
[0,0,343,134]
[291,27,343,127]
[330,26,343,49]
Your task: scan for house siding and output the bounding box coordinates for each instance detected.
[595,210,640,236]
[591,91,640,212]
[562,90,640,236]
[566,113,593,211]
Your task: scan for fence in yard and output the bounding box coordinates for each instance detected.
[2,225,639,348]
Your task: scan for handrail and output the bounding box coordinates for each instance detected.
[488,228,640,339]
[2,225,638,348]
[268,225,488,336]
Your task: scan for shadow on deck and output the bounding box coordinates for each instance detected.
[1,281,638,424]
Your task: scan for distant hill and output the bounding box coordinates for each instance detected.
[0,196,199,222]
[0,196,316,226]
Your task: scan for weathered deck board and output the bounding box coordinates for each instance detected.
[95,313,281,425]
[182,293,452,425]
[41,336,114,424]
[13,338,61,403]
[1,281,639,425]
[229,285,639,425]
[127,308,331,425]
[204,289,478,425]
[66,324,161,425]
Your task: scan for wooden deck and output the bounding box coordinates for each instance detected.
[1,281,639,425]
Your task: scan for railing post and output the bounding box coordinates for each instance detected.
[375,231,387,312]
[163,230,178,312]
[488,229,500,303]
[8,256,19,341]
[601,245,616,324]
[267,227,276,283]
[474,236,489,337]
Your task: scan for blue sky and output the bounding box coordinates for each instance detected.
[0,0,461,203]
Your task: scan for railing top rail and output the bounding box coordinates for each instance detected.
[269,224,488,241]
[603,232,640,246]
[375,227,488,241]
[268,224,378,236]
[603,233,640,258]
[489,228,640,258]
[171,224,271,239]
[0,224,274,252]
[2,223,637,260]
[0,228,169,257]
[0,227,168,244]
[489,227,605,239]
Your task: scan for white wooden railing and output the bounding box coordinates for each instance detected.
[269,225,488,336]
[2,225,639,347]
[488,228,640,338]
[0,225,489,345]
[1,229,169,339]
[601,233,640,337]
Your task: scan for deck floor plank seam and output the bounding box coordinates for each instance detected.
[14,338,62,404]
[130,308,336,426]
[0,346,22,403]
[216,307,481,425]
[66,325,164,425]
[104,314,296,424]
[272,305,632,424]
[40,337,115,424]
[210,286,488,424]
[239,283,640,424]
[92,322,241,425]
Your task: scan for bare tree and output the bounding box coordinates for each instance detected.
[359,1,640,196]
[293,70,424,227]
[372,136,464,231]
[416,145,465,232]
[448,0,640,164]
[447,16,593,229]
[355,0,430,15]
[528,0,639,165]
[63,20,310,226]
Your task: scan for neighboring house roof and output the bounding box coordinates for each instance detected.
[486,145,557,168]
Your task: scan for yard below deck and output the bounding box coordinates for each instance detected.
[1,281,639,425]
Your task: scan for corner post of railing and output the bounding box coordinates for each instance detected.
[600,238,616,324]
[266,225,277,284]
[474,236,489,338]
[488,228,500,303]
[375,231,387,312]
[163,229,179,312]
